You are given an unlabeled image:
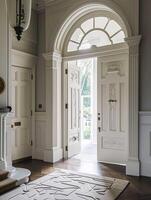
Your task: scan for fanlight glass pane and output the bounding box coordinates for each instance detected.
[105,20,121,36]
[95,17,108,29]
[81,18,93,33]
[68,41,79,52]
[111,31,125,43]
[79,30,111,50]
[71,28,84,43]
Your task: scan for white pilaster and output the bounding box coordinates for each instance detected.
[43,51,63,163]
[125,35,141,176]
[0,113,13,170]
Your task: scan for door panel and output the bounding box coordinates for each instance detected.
[97,59,128,164]
[11,67,32,160]
[67,61,81,158]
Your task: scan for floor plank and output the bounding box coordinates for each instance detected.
[14,158,151,200]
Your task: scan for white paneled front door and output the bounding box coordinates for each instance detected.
[11,67,32,160]
[97,58,128,164]
[67,61,81,158]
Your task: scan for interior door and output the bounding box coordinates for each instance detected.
[97,58,128,164]
[11,66,32,160]
[67,61,81,158]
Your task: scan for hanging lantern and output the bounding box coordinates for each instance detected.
[6,0,32,40]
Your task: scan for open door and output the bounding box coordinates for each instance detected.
[97,57,128,164]
[66,61,81,158]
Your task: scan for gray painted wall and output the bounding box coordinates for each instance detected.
[140,0,151,111]
[36,12,46,111]
[12,10,38,55]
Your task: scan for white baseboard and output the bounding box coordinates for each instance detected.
[44,147,63,163]
[141,160,151,177]
[0,160,6,170]
[126,158,140,176]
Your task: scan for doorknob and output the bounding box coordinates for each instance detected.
[72,136,77,141]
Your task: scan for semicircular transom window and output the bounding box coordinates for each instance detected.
[67,17,125,52]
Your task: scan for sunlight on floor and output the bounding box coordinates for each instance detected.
[73,140,97,162]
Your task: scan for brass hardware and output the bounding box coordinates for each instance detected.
[65,103,68,109]
[108,99,117,103]
[98,127,101,132]
[14,122,21,127]
[65,146,68,151]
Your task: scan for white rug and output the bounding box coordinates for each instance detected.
[1,169,129,200]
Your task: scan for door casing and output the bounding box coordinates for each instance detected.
[63,43,129,162]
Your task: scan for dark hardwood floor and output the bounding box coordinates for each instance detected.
[14,158,151,200]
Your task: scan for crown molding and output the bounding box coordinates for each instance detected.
[36,0,58,11]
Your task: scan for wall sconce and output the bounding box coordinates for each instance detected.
[6,0,32,41]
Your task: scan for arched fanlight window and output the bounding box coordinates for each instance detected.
[67,17,125,52]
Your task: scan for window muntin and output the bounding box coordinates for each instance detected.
[67,17,125,52]
[79,30,111,50]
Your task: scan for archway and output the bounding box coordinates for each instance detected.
[44,1,141,176]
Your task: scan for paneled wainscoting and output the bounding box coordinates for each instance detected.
[139,112,151,177]
[33,112,47,160]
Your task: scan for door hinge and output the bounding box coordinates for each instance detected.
[31,140,33,146]
[31,110,33,116]
[65,146,68,151]
[65,103,68,109]
[31,74,33,80]
[65,69,68,74]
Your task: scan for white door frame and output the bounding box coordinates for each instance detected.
[9,49,37,159]
[63,44,128,160]
[62,38,141,176]
[43,1,141,176]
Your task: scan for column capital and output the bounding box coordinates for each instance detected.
[125,35,142,47]
[43,50,62,62]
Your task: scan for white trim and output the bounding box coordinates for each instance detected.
[64,11,127,54]
[44,1,141,176]
[44,147,63,163]
[54,2,132,52]
[11,49,37,68]
[125,35,141,176]
[33,112,47,160]
[63,43,128,61]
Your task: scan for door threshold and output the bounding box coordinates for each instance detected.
[98,161,126,166]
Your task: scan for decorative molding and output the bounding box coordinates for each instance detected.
[126,158,140,176]
[63,43,128,61]
[35,112,47,120]
[36,0,58,11]
[11,49,37,68]
[125,35,141,176]
[125,35,142,55]
[33,112,47,160]
[43,51,62,61]
[125,35,141,47]
[43,51,62,69]
[44,147,63,163]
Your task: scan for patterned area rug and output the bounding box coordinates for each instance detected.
[1,169,129,200]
